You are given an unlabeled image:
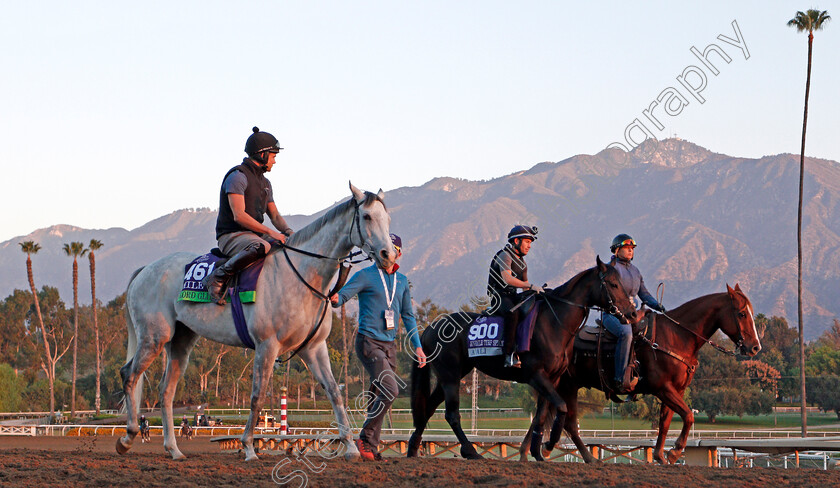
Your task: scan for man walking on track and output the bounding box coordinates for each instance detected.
[330,233,427,460]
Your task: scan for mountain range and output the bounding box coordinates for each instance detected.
[2,138,837,340]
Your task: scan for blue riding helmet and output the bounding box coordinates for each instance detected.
[507,225,538,243]
[610,233,637,253]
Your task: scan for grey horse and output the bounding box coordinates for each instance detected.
[116,183,394,461]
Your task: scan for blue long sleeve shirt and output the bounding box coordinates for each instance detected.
[609,255,659,308]
[335,264,421,349]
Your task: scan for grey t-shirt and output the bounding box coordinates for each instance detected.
[222,170,274,203]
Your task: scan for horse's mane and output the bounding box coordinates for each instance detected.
[286,191,385,246]
[668,291,728,316]
[550,266,593,297]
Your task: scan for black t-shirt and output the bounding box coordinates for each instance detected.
[487,245,528,297]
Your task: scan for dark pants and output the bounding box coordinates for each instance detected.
[498,294,520,355]
[355,334,399,450]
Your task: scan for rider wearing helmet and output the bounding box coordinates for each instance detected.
[202,127,294,304]
[603,234,665,393]
[488,225,543,368]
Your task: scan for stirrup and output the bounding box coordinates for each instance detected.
[202,274,230,305]
[504,353,521,368]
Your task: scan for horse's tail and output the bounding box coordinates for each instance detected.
[124,267,143,364]
[410,337,432,429]
[119,267,144,414]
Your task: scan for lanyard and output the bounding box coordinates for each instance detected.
[377,268,398,309]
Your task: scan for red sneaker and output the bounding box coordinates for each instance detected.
[355,438,375,461]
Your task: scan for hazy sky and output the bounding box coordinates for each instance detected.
[1,1,837,243]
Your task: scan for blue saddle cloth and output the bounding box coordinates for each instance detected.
[177,252,265,350]
[467,302,540,357]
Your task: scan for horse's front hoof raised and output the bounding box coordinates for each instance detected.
[115,437,131,455]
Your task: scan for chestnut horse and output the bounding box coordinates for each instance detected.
[522,284,761,464]
[408,257,638,460]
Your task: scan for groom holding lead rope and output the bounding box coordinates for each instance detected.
[330,233,426,461]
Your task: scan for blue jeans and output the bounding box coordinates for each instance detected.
[602,313,632,382]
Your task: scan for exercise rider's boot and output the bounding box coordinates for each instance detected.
[202,243,265,305]
[502,309,521,368]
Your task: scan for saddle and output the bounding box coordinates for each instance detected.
[573,313,654,402]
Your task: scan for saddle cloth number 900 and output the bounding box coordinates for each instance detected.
[467,316,504,357]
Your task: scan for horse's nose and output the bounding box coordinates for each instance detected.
[380,248,392,262]
[751,344,761,356]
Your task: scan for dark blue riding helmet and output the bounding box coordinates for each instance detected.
[507,225,538,243]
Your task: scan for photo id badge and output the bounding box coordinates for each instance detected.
[384,310,395,330]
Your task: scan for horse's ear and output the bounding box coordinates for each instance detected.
[349,181,365,203]
[596,255,607,272]
[734,283,742,292]
[376,188,385,201]
[726,283,734,295]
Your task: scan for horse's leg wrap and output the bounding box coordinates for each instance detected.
[530,429,544,461]
[545,411,563,451]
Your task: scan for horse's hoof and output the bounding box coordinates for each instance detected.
[666,450,682,464]
[115,437,131,455]
[462,451,483,460]
[171,451,186,461]
[245,453,260,462]
[344,449,360,462]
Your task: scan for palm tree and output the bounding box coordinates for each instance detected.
[63,241,88,418]
[21,241,68,421]
[787,9,830,437]
[87,239,104,414]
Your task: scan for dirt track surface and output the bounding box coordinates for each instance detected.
[0,436,838,487]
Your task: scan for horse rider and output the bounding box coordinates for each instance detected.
[202,126,294,304]
[180,415,192,434]
[139,415,149,433]
[487,225,543,368]
[603,234,665,393]
[330,233,427,461]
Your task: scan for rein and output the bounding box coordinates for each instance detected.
[275,199,374,364]
[638,293,745,373]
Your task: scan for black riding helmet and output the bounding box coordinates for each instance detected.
[245,126,283,166]
[610,233,637,253]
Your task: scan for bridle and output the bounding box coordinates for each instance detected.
[538,267,629,332]
[643,292,746,364]
[276,198,381,363]
[280,199,371,270]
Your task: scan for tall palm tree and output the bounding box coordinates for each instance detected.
[87,239,104,414]
[787,8,830,437]
[20,241,56,419]
[63,241,88,418]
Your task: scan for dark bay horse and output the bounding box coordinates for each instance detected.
[522,284,761,464]
[407,257,638,460]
